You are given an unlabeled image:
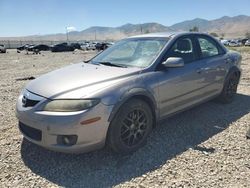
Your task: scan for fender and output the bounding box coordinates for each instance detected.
[224,66,241,84]
[108,88,159,122]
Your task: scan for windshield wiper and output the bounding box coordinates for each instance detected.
[98,62,127,68]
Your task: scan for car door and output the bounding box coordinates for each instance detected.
[194,35,228,96]
[157,35,216,118]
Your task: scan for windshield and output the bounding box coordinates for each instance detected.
[90,38,168,68]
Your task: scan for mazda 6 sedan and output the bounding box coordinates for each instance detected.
[16,32,242,154]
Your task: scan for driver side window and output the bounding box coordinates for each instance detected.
[165,37,196,64]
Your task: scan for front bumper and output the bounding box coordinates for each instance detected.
[16,93,114,153]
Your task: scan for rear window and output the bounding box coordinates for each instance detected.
[197,36,224,58]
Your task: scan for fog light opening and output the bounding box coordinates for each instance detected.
[57,135,77,146]
[63,136,70,145]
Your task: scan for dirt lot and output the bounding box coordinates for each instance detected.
[0,49,249,188]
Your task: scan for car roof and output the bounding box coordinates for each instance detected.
[127,32,209,39]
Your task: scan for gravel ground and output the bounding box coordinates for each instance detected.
[0,49,249,188]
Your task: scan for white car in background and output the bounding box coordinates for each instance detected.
[245,40,250,46]
[80,43,90,51]
[228,40,241,47]
[220,40,229,46]
[81,42,96,51]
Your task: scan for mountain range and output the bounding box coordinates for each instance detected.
[1,15,250,41]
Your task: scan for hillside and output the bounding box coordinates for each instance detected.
[171,15,250,38]
[0,15,249,41]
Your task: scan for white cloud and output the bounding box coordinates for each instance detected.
[66,26,76,32]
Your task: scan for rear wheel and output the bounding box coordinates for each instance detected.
[107,99,153,154]
[218,72,239,103]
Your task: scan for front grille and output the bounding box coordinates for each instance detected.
[19,122,42,141]
[22,96,40,107]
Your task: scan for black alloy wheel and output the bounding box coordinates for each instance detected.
[108,99,153,154]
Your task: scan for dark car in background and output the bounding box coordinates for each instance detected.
[17,44,50,53]
[70,43,81,50]
[51,43,75,52]
[0,44,6,53]
[31,44,51,51]
[240,38,248,45]
[17,44,31,51]
[26,45,35,51]
[95,42,109,51]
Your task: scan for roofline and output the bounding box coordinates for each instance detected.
[126,32,211,39]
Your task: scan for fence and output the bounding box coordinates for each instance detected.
[0,40,89,49]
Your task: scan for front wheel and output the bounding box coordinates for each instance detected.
[107,99,153,154]
[218,72,239,103]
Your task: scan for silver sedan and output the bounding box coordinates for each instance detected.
[16,32,242,154]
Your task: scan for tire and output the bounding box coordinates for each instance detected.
[107,99,153,154]
[218,71,239,104]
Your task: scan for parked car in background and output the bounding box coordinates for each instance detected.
[245,40,250,46]
[16,32,242,154]
[70,43,81,50]
[95,42,109,51]
[220,39,229,46]
[23,44,51,54]
[80,42,95,51]
[17,44,34,51]
[0,44,6,53]
[17,44,30,51]
[80,43,90,51]
[240,38,248,45]
[21,44,51,53]
[88,42,97,50]
[31,44,51,51]
[51,43,75,52]
[26,45,35,51]
[228,40,241,47]
[106,42,114,48]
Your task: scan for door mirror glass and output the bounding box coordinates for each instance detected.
[162,57,184,68]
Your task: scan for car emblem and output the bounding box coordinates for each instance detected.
[22,96,27,106]
[22,91,30,107]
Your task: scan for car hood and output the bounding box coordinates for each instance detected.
[26,62,141,99]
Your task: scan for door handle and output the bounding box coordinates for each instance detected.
[196,67,212,74]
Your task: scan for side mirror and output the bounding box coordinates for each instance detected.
[162,57,184,68]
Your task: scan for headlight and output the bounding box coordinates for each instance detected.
[43,99,100,112]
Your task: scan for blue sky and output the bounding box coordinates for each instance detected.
[0,0,249,37]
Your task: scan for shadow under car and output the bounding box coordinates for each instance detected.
[21,93,250,188]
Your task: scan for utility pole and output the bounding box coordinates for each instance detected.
[66,27,69,43]
[140,24,143,34]
[95,30,97,41]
